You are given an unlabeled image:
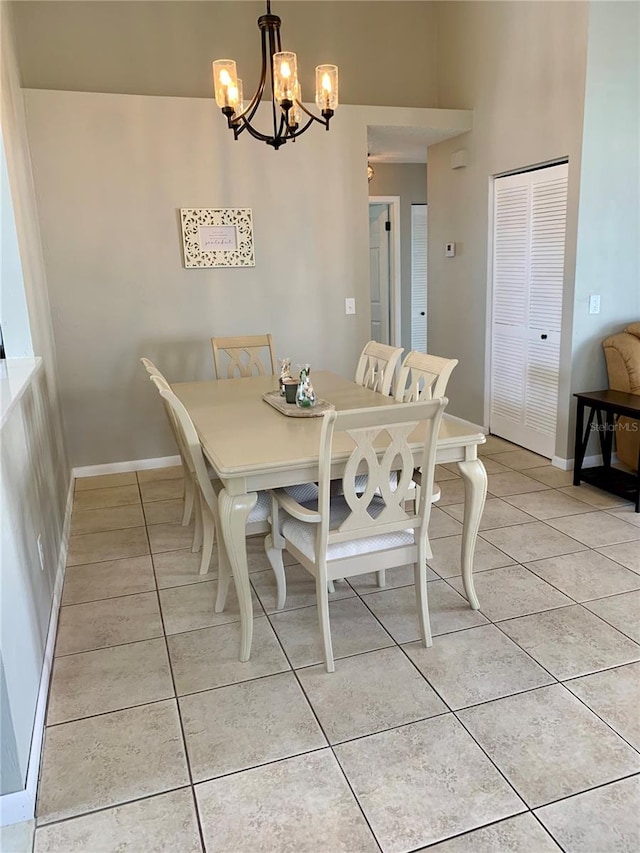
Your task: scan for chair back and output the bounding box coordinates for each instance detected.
[149,376,217,511]
[316,399,446,550]
[395,351,458,402]
[142,358,193,472]
[354,341,404,396]
[211,334,277,378]
[140,357,165,380]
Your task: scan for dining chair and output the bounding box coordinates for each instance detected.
[395,351,459,403]
[211,333,277,378]
[354,341,404,396]
[146,365,316,591]
[352,348,455,507]
[266,398,446,671]
[149,375,288,606]
[141,357,196,528]
[395,351,459,495]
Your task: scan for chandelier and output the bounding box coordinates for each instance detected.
[212,1,339,151]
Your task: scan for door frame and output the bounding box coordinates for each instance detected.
[483,176,496,433]
[368,196,401,347]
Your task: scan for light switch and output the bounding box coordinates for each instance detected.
[589,294,601,315]
[445,243,456,258]
[345,297,356,315]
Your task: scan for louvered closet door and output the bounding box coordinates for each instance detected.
[490,163,568,458]
[411,205,428,352]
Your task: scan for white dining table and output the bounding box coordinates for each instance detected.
[172,371,488,661]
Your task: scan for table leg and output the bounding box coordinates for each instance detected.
[602,409,614,469]
[457,458,487,610]
[574,400,596,486]
[217,488,258,662]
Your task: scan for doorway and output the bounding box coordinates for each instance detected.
[368,196,401,346]
[488,161,569,458]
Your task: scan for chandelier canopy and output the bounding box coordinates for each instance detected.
[212,1,339,150]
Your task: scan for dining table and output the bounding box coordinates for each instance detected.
[172,370,488,661]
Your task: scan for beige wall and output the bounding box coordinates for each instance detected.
[368,162,428,353]
[569,0,640,457]
[22,88,466,467]
[427,1,589,456]
[10,1,439,107]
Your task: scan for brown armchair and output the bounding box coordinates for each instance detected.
[603,322,640,470]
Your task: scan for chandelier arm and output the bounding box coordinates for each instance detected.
[234,115,278,143]
[233,112,286,149]
[267,23,281,141]
[295,100,332,128]
[236,16,271,125]
[285,116,315,139]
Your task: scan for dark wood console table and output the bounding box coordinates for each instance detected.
[573,390,640,512]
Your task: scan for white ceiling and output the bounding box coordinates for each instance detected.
[367,124,462,164]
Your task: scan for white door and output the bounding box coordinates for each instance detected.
[369,203,390,344]
[490,162,568,458]
[411,204,428,352]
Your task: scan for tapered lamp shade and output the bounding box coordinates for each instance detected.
[273,52,298,104]
[315,65,338,112]
[213,60,239,109]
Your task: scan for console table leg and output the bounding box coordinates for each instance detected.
[574,400,587,485]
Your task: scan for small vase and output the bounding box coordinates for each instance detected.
[296,365,316,408]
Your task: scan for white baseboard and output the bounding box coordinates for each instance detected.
[552,452,617,471]
[0,472,74,827]
[73,454,181,479]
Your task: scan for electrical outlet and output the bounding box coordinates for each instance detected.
[589,294,601,315]
[37,533,45,572]
[345,298,356,315]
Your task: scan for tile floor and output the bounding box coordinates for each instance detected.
[30,437,640,852]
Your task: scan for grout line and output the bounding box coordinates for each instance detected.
[408,810,536,852]
[530,771,640,813]
[560,683,640,758]
[140,488,209,853]
[34,784,192,832]
[44,694,179,729]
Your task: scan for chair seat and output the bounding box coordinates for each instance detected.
[286,483,320,504]
[249,484,320,524]
[249,490,271,523]
[282,495,414,562]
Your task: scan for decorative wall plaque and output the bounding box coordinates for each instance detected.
[180,208,255,268]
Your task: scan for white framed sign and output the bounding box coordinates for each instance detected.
[180,208,255,268]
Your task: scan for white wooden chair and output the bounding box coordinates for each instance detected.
[141,358,195,527]
[354,341,404,396]
[395,351,459,403]
[395,351,459,493]
[149,376,287,605]
[211,333,277,378]
[146,367,315,589]
[266,399,446,671]
[353,348,455,503]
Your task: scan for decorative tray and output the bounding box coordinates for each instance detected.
[262,391,335,418]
